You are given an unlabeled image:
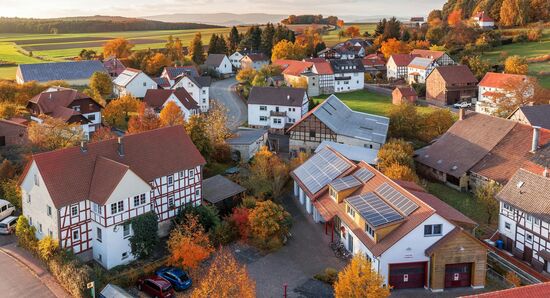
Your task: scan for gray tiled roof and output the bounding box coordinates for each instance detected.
[202,175,246,204]
[205,54,227,67]
[517,105,550,130]
[313,95,389,144]
[330,59,365,73]
[248,86,307,107]
[227,128,267,145]
[18,60,107,83]
[497,169,550,221]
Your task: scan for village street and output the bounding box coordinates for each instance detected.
[210,77,247,130]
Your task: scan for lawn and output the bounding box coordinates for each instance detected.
[312,89,435,117]
[322,23,377,47]
[0,66,17,80]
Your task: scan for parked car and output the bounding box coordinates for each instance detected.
[155,267,192,291]
[136,276,174,298]
[0,216,17,235]
[0,199,15,221]
[453,101,472,108]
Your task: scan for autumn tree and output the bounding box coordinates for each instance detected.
[127,103,162,134]
[475,181,501,224]
[447,9,463,26]
[504,55,529,75]
[380,38,411,59]
[28,116,84,151]
[204,100,230,145]
[168,213,214,270]
[271,39,306,61]
[0,101,26,119]
[236,68,257,85]
[387,103,420,140]
[186,114,213,159]
[245,146,289,199]
[159,101,185,127]
[418,109,455,142]
[229,207,250,240]
[377,139,415,171]
[344,26,361,38]
[145,52,172,76]
[529,0,550,21]
[103,94,140,130]
[90,126,117,143]
[500,0,530,26]
[489,77,550,117]
[191,249,255,298]
[89,71,112,97]
[248,200,291,248]
[383,163,419,183]
[190,32,205,65]
[334,253,390,298]
[103,38,134,58]
[290,151,310,170]
[461,55,491,80]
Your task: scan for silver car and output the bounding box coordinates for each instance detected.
[0,216,18,235]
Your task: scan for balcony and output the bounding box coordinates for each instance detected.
[270,111,287,117]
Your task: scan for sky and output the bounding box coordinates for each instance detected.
[0,0,446,19]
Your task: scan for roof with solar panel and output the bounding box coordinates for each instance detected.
[346,192,404,227]
[329,175,362,192]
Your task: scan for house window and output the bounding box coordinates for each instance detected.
[48,230,53,238]
[346,204,356,218]
[47,205,52,217]
[168,196,175,208]
[505,222,511,230]
[97,228,102,243]
[0,136,5,147]
[365,223,375,237]
[535,218,541,226]
[526,233,533,243]
[260,116,268,122]
[122,252,129,260]
[87,114,96,121]
[72,229,79,241]
[143,82,146,87]
[111,203,117,214]
[123,223,131,238]
[424,224,442,236]
[190,169,194,176]
[527,215,533,222]
[195,189,200,197]
[134,195,140,207]
[273,118,282,124]
[329,188,337,199]
[167,175,173,185]
[39,223,42,233]
[34,174,39,186]
[140,194,146,204]
[260,106,267,111]
[118,201,124,212]
[71,205,79,217]
[72,106,80,112]
[29,217,32,226]
[27,194,31,203]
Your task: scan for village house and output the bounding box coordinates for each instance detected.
[226,127,268,161]
[159,66,200,87]
[0,119,28,147]
[204,54,233,76]
[405,17,427,28]
[410,49,455,66]
[476,72,529,115]
[240,53,270,70]
[228,50,247,69]
[407,57,438,84]
[273,59,334,96]
[415,110,550,191]
[247,86,309,132]
[318,39,372,60]
[291,147,487,291]
[143,89,200,121]
[508,105,550,130]
[103,57,126,78]
[472,11,495,29]
[425,65,478,106]
[330,59,365,92]
[171,74,211,112]
[392,86,418,105]
[16,60,107,85]
[27,87,102,139]
[362,53,387,78]
[315,141,379,165]
[287,95,389,154]
[386,54,419,80]
[112,68,158,98]
[19,126,205,269]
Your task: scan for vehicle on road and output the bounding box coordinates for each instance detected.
[155,267,192,291]
[136,276,174,298]
[0,200,15,221]
[453,101,472,109]
[0,216,17,235]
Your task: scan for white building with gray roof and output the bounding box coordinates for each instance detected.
[16,60,107,85]
[227,127,268,161]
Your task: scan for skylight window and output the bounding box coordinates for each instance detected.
[517,181,525,188]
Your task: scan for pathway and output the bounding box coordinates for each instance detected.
[210,77,247,131]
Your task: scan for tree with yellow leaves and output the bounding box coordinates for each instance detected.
[168,213,214,270]
[28,116,84,151]
[382,163,419,183]
[271,39,306,61]
[191,248,255,298]
[103,94,140,130]
[159,101,185,127]
[127,103,162,134]
[334,253,390,298]
[205,100,231,145]
[245,146,289,199]
[248,200,291,248]
[380,38,411,59]
[145,52,172,76]
[103,38,134,58]
[504,55,529,75]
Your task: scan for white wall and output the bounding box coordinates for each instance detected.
[116,73,157,98]
[248,103,305,128]
[216,56,233,75]
[172,77,210,112]
[162,94,195,121]
[334,72,364,92]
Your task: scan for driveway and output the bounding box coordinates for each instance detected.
[210,77,247,131]
[238,195,347,298]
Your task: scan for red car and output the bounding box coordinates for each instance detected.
[137,275,174,298]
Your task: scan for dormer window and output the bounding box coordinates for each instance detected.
[330,188,337,199]
[346,204,356,218]
[365,223,375,237]
[72,106,80,112]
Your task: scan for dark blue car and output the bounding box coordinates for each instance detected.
[155,267,192,291]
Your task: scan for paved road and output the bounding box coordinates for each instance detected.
[210,77,247,131]
[0,245,55,298]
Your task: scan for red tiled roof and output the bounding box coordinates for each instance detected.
[394,86,417,98]
[461,282,550,298]
[410,49,446,60]
[312,61,334,75]
[410,190,477,227]
[23,126,205,208]
[479,72,528,89]
[389,54,420,66]
[143,89,199,111]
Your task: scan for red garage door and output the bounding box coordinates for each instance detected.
[445,263,472,288]
[389,262,427,289]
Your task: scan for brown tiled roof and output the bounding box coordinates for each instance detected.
[461,282,550,298]
[143,89,199,111]
[389,54,420,66]
[430,65,477,85]
[23,126,205,208]
[479,72,528,89]
[415,112,516,177]
[312,61,334,75]
[395,86,417,97]
[28,87,100,115]
[88,156,131,205]
[471,125,550,184]
[248,86,307,107]
[410,190,477,227]
[410,49,446,60]
[496,168,550,222]
[245,53,269,62]
[205,54,227,67]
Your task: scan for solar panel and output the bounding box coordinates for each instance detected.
[346,193,403,227]
[353,168,375,183]
[329,175,361,192]
[294,149,352,194]
[375,183,419,216]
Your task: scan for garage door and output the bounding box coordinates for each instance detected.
[445,263,472,288]
[389,262,427,289]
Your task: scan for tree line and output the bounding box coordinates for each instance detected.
[281,15,340,26]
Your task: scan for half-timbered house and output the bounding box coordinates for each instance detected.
[19,126,205,269]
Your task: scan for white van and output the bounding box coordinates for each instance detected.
[0,216,17,235]
[0,199,15,221]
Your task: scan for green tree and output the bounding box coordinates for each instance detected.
[177,204,220,232]
[387,103,420,140]
[185,114,213,160]
[260,23,275,57]
[190,32,205,65]
[89,71,112,97]
[475,181,501,224]
[248,200,291,248]
[129,212,159,259]
[228,26,241,53]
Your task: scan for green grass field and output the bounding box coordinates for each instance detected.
[481,28,550,88]
[323,23,377,46]
[313,89,435,117]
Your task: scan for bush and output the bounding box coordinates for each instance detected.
[211,143,232,163]
[47,251,95,298]
[129,212,159,259]
[527,28,543,42]
[240,196,257,209]
[177,204,221,232]
[37,236,59,261]
[314,267,339,284]
[15,216,37,250]
[211,220,238,246]
[512,32,528,43]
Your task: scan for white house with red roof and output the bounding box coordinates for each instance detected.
[407,57,439,84]
[291,147,487,291]
[387,54,420,80]
[273,59,335,96]
[143,89,200,121]
[476,72,529,115]
[112,68,157,98]
[472,11,495,29]
[19,126,205,269]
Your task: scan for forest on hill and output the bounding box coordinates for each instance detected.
[280,15,340,26]
[0,16,223,34]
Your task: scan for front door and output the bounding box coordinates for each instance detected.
[445,263,472,288]
[524,246,533,263]
[348,234,354,253]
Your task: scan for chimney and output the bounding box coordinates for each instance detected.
[531,126,541,153]
[117,137,124,156]
[80,141,87,153]
[544,167,549,178]
[458,108,465,121]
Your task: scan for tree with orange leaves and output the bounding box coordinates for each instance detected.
[90,126,117,143]
[345,26,361,38]
[159,101,185,127]
[127,103,162,134]
[168,213,214,270]
[380,38,411,59]
[336,19,345,28]
[447,9,462,26]
[103,38,134,58]
[191,248,255,298]
[145,52,172,76]
[334,253,390,298]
